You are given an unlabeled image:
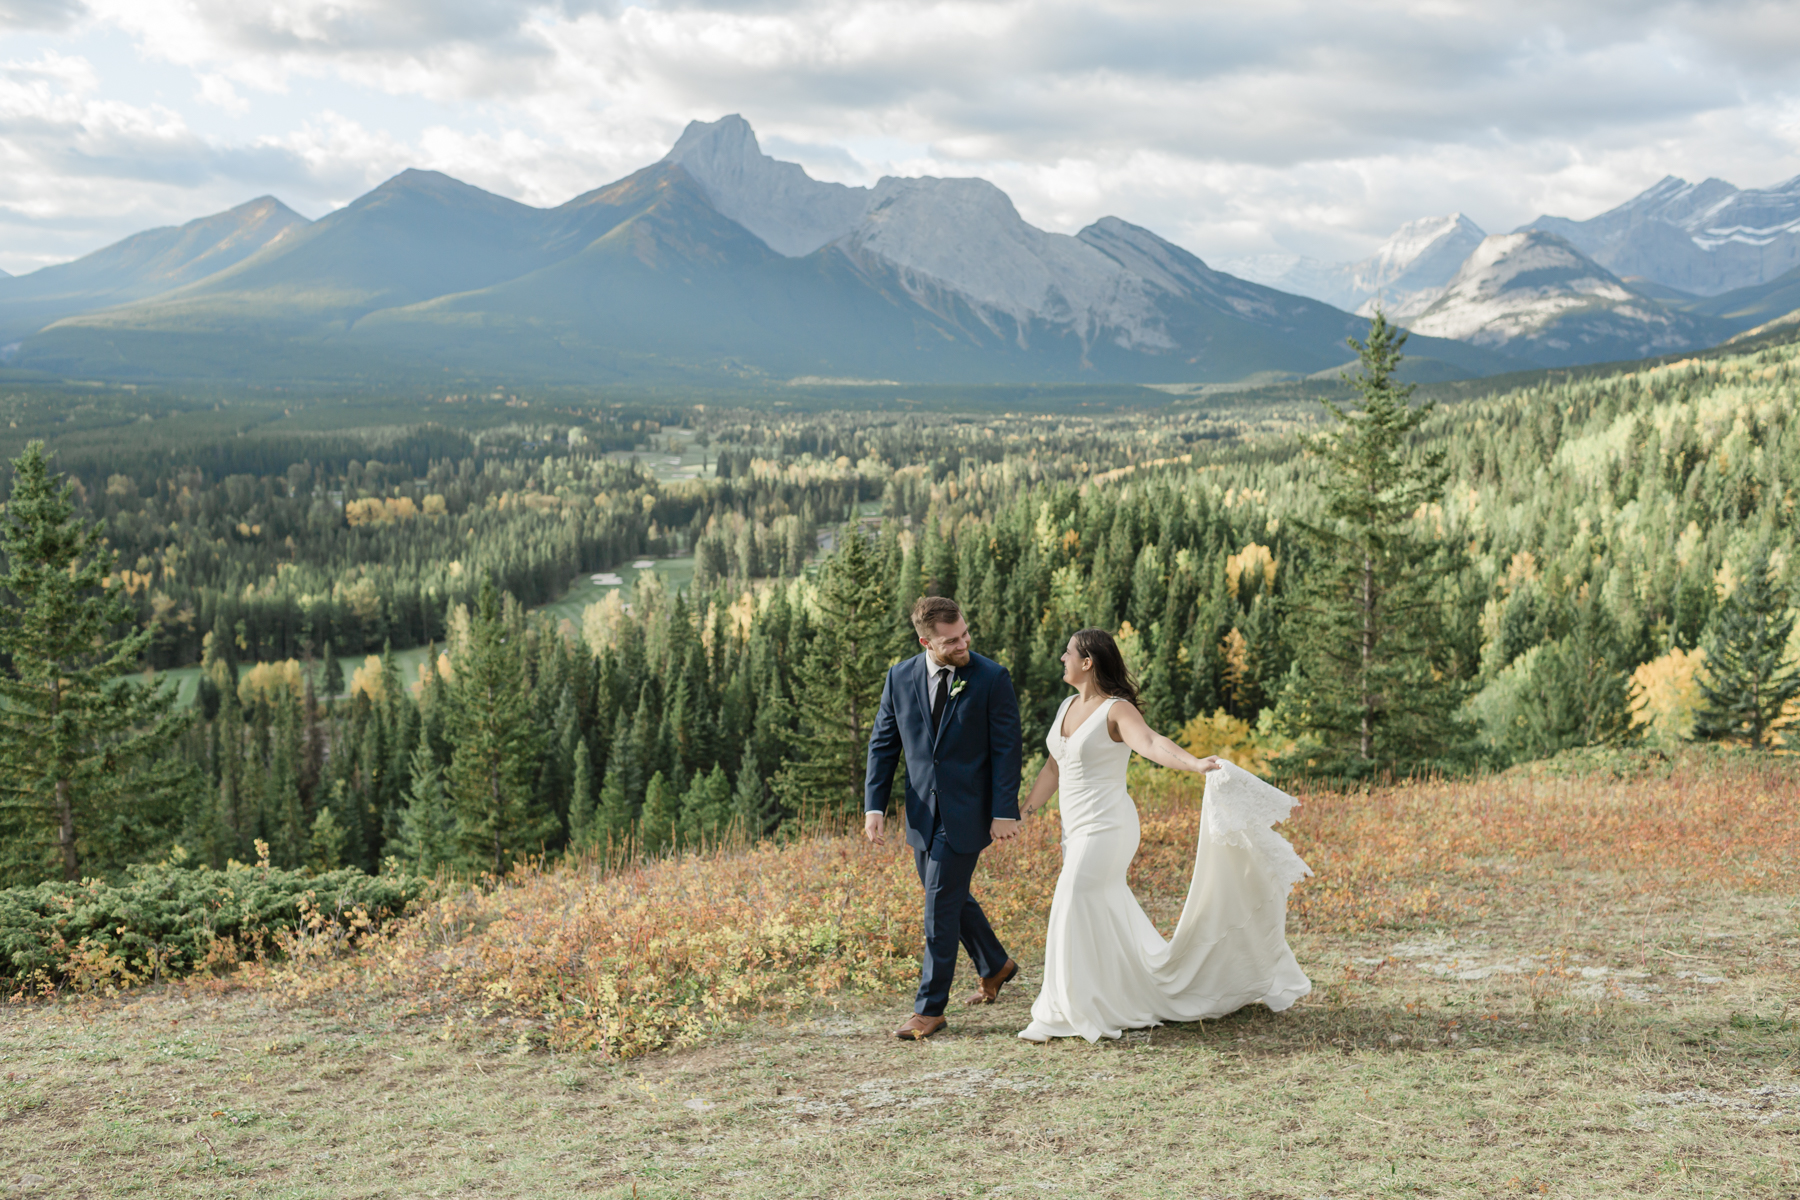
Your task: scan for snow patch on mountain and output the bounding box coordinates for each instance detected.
[1521,174,1800,295]
[662,115,869,257]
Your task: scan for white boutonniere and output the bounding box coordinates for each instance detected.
[948,678,967,699]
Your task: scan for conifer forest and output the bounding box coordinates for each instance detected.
[4,325,1800,890]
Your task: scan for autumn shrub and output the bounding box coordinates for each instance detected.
[268,749,1800,1058]
[0,857,428,995]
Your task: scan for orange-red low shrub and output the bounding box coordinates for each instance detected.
[279,751,1800,1057]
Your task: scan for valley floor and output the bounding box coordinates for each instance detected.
[1,868,1794,1199]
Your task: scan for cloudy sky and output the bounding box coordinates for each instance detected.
[2,0,1797,276]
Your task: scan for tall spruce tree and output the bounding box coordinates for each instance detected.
[443,580,555,874]
[567,739,597,851]
[395,740,454,873]
[0,443,192,882]
[1694,549,1800,749]
[773,528,892,821]
[639,770,677,853]
[596,708,637,848]
[1274,315,1471,777]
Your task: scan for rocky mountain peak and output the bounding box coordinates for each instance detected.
[661,114,869,256]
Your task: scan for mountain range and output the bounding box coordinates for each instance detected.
[2,118,1796,387]
[1223,174,1800,367]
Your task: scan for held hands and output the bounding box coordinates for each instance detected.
[867,812,1025,844]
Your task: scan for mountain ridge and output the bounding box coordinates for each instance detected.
[18,118,1527,385]
[1407,230,1732,366]
[0,196,307,343]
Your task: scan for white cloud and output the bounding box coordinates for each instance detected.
[195,72,248,113]
[1,0,1798,274]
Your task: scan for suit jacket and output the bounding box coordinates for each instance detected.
[864,650,1022,854]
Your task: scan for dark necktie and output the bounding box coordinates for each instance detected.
[931,667,950,735]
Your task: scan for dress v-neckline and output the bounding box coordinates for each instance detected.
[1058,696,1111,741]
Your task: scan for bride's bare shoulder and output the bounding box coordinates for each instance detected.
[1105,697,1143,741]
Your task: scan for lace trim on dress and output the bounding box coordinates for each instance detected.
[1201,762,1313,895]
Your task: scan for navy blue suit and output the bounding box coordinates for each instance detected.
[865,650,1022,1015]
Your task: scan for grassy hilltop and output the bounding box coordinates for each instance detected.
[1,752,1796,1197]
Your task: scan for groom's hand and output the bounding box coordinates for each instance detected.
[864,812,885,843]
[991,818,1021,842]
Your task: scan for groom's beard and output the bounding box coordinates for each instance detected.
[931,647,972,668]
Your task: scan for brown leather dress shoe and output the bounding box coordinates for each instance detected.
[894,1013,947,1040]
[963,958,1019,1005]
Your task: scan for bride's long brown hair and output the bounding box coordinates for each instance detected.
[1071,628,1140,708]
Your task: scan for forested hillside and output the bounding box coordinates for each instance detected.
[2,327,1797,887]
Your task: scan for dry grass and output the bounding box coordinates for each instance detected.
[1,750,1797,1197]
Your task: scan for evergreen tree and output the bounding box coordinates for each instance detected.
[681,762,733,845]
[596,710,636,848]
[567,739,597,851]
[733,743,776,835]
[1695,550,1800,749]
[1274,315,1471,777]
[773,526,892,821]
[639,770,678,854]
[395,740,454,872]
[1485,594,1636,763]
[0,443,192,882]
[443,581,555,874]
[268,687,308,866]
[310,799,347,871]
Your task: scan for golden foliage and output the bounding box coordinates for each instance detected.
[238,659,306,706]
[1219,627,1249,706]
[344,496,420,527]
[1174,708,1276,773]
[1224,542,1276,599]
[1502,550,1539,593]
[349,655,388,703]
[1629,647,1707,742]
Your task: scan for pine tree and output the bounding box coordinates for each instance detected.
[0,443,193,882]
[567,739,597,851]
[310,799,347,871]
[1695,549,1800,749]
[1274,314,1471,777]
[639,770,678,854]
[1489,594,1636,762]
[772,527,892,821]
[395,740,454,872]
[596,710,636,848]
[268,687,307,867]
[733,743,776,835]
[681,762,733,845]
[443,581,555,874]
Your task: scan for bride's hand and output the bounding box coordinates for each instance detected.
[1194,755,1224,773]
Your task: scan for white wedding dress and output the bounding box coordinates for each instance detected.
[1019,696,1313,1043]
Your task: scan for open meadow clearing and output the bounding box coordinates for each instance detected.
[1,752,1797,1199]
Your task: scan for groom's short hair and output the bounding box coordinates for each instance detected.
[911,595,964,637]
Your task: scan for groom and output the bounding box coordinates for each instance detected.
[865,596,1023,1040]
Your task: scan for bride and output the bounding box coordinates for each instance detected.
[1015,628,1312,1043]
